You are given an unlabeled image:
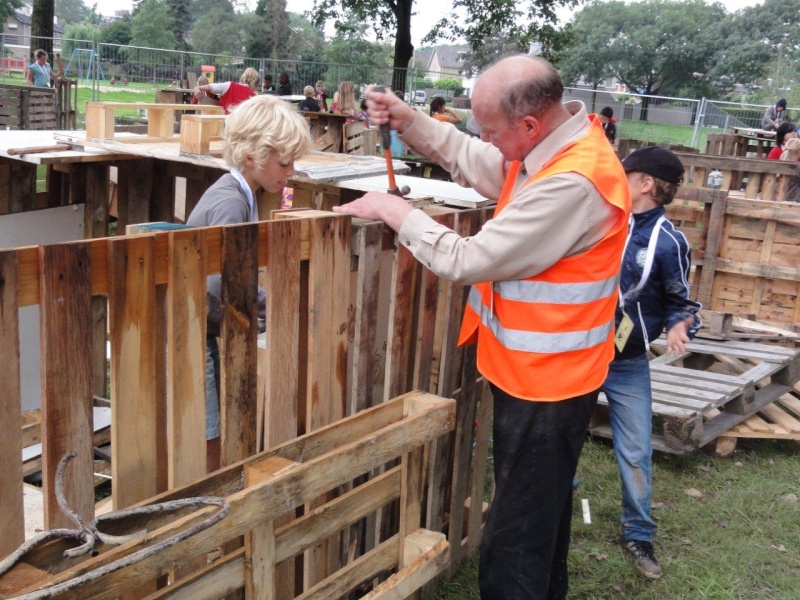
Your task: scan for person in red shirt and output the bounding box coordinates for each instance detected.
[767,122,797,160]
[192,67,260,114]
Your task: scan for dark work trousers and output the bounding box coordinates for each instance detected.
[479,385,599,600]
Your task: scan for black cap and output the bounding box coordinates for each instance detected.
[621,146,684,185]
[777,98,787,109]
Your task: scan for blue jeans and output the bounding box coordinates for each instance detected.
[205,336,221,440]
[602,353,657,542]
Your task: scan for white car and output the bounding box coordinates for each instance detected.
[412,90,427,106]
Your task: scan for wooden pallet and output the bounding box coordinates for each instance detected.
[0,391,455,600]
[590,337,800,454]
[179,113,226,156]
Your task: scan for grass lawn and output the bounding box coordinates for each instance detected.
[433,437,800,599]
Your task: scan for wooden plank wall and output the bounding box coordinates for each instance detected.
[0,207,495,597]
[665,190,800,329]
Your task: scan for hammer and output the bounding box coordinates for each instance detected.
[373,86,411,197]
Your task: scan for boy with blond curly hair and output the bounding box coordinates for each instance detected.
[187,95,311,470]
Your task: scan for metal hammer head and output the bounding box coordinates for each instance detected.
[388,185,411,197]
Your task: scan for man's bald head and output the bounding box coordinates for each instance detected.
[474,56,564,124]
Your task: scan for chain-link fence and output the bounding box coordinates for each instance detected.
[0,33,782,152]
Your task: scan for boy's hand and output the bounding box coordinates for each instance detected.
[665,317,694,354]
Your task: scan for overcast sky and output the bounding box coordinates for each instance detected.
[91,0,767,47]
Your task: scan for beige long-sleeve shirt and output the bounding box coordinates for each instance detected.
[397,101,621,286]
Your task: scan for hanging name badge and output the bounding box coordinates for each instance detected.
[615,313,634,352]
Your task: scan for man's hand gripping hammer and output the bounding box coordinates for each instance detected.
[373,85,411,197]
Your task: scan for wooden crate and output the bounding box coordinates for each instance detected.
[0,391,454,599]
[590,337,800,453]
[0,84,56,130]
[179,113,226,156]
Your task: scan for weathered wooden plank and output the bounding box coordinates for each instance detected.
[413,212,454,393]
[304,214,350,588]
[144,550,245,600]
[262,219,301,449]
[275,467,401,563]
[350,220,385,414]
[39,243,94,529]
[466,382,492,559]
[361,535,449,600]
[447,344,478,578]
[384,230,419,401]
[219,224,259,466]
[262,218,301,599]
[167,229,207,487]
[109,236,159,510]
[117,159,154,232]
[0,251,24,560]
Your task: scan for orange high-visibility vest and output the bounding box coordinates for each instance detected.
[458,116,631,401]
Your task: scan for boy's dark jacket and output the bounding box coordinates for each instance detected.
[616,205,701,359]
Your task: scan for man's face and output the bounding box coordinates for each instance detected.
[777,105,784,113]
[474,105,531,162]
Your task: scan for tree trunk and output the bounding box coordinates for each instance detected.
[30,0,55,60]
[391,0,414,93]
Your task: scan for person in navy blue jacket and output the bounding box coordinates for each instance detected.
[605,146,701,580]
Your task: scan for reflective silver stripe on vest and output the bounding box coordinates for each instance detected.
[467,286,614,354]
[494,276,618,304]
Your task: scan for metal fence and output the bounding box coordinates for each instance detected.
[0,34,780,151]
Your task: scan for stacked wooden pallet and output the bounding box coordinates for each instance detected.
[591,337,800,454]
[0,392,454,599]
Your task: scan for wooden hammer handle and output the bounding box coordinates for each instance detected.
[6,144,71,156]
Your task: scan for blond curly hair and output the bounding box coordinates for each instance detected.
[224,95,311,171]
[239,67,260,92]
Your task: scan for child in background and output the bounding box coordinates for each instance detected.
[330,81,357,118]
[298,85,321,112]
[357,99,371,127]
[315,80,329,112]
[605,146,701,580]
[599,106,617,143]
[779,136,800,202]
[193,67,260,114]
[429,96,462,124]
[185,95,311,471]
[767,122,797,160]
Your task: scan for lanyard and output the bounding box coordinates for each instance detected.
[229,168,258,222]
[618,214,665,311]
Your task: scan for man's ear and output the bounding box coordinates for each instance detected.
[520,115,540,140]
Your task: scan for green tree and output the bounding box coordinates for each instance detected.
[286,11,325,65]
[130,0,177,49]
[63,22,100,49]
[99,18,133,46]
[557,0,726,118]
[320,21,392,87]
[311,0,575,94]
[193,7,247,56]
[0,0,23,25]
[55,0,90,24]
[167,0,191,51]
[30,0,55,59]
[246,0,291,59]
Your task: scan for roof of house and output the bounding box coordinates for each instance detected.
[13,10,65,34]
[413,49,434,70]
[433,45,470,70]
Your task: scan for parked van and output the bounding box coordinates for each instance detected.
[412,90,427,106]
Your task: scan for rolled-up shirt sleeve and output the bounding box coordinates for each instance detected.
[398,172,620,286]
